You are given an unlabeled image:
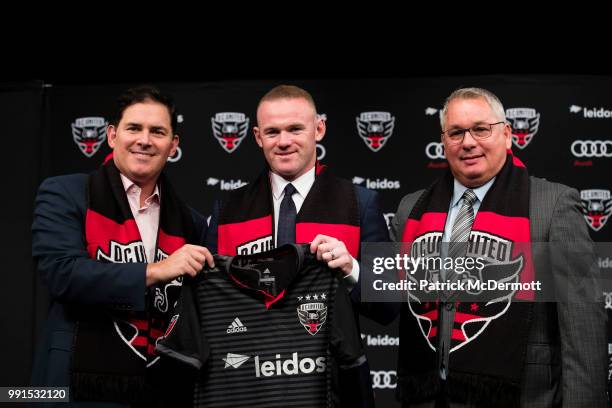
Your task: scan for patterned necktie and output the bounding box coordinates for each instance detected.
[438,189,478,381]
[276,183,297,247]
[448,189,478,260]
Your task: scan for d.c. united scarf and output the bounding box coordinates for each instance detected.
[72,159,196,403]
[398,153,535,407]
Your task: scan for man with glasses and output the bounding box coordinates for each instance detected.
[387,87,607,407]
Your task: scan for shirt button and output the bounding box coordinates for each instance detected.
[445,302,454,311]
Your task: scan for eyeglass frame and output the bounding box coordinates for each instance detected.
[441,121,506,144]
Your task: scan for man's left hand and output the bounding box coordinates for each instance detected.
[310,234,353,276]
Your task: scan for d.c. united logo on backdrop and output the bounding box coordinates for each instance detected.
[211,112,250,153]
[72,117,107,157]
[356,111,395,152]
[580,189,612,231]
[506,108,540,149]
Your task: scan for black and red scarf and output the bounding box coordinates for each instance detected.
[398,153,535,407]
[72,159,196,403]
[217,164,361,258]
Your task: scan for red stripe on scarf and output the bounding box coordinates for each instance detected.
[507,149,525,168]
[428,327,466,341]
[401,213,447,243]
[85,210,141,258]
[218,215,273,256]
[132,336,147,347]
[157,229,187,254]
[473,212,531,242]
[296,223,360,258]
[131,319,149,330]
[472,212,534,300]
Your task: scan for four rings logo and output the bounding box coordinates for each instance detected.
[580,189,612,231]
[506,108,540,149]
[316,143,326,161]
[356,111,395,152]
[425,142,445,159]
[211,112,250,153]
[604,292,612,310]
[571,140,612,158]
[167,147,182,163]
[370,370,397,389]
[72,117,107,158]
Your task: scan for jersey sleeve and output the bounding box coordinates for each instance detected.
[156,276,209,370]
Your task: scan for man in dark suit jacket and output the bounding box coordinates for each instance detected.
[31,86,214,407]
[204,85,389,407]
[388,87,607,407]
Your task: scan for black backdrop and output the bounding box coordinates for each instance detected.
[2,76,612,407]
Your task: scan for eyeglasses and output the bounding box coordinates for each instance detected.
[442,121,505,144]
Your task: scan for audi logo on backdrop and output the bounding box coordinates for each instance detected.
[604,292,612,310]
[370,370,397,389]
[571,140,612,158]
[316,143,326,161]
[167,147,182,163]
[425,142,445,159]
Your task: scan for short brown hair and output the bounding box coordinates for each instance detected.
[112,85,178,133]
[257,85,317,112]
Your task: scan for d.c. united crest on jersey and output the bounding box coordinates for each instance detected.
[297,293,328,335]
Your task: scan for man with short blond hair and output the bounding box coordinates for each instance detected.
[205,84,389,406]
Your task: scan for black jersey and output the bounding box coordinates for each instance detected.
[156,244,367,408]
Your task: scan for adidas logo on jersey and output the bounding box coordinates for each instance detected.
[227,317,247,334]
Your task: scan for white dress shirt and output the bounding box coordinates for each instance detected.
[270,168,360,282]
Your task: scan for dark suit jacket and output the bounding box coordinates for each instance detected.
[30,174,205,407]
[389,177,608,408]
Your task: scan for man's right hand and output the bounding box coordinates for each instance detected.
[146,244,214,286]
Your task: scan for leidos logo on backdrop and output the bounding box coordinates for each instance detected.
[506,108,540,150]
[352,176,400,190]
[580,189,612,232]
[72,117,107,158]
[211,112,250,153]
[570,105,612,119]
[356,111,395,152]
[206,177,248,191]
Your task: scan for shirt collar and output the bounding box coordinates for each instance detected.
[451,176,496,209]
[270,167,316,200]
[120,173,160,205]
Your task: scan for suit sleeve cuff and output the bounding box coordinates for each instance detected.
[343,257,359,292]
